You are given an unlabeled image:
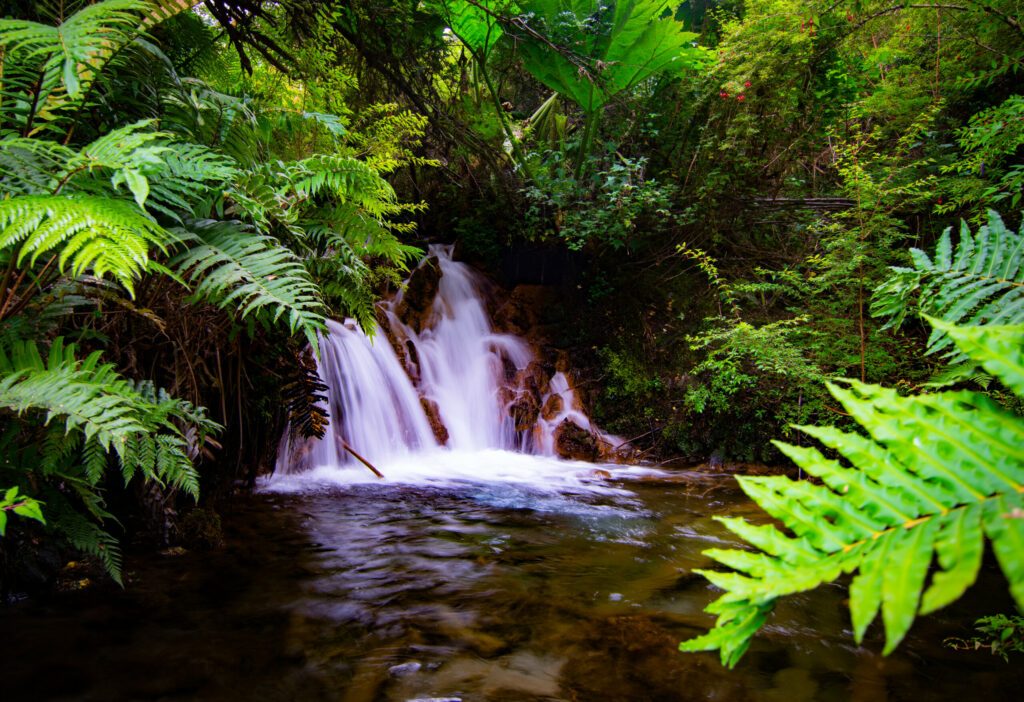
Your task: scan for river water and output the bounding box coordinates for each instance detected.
[4,251,1020,699]
[2,461,1019,701]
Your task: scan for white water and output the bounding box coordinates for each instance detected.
[272,245,632,490]
[390,247,535,452]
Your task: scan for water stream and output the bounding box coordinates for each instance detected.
[275,245,622,483]
[2,250,1020,700]
[2,478,1018,701]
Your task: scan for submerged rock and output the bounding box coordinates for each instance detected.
[389,661,422,677]
[560,615,751,701]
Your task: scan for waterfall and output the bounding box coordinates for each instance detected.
[276,245,623,479]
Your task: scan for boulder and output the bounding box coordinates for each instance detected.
[395,256,440,332]
[508,391,540,432]
[420,397,449,445]
[554,418,598,462]
[541,393,563,421]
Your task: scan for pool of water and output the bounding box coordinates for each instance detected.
[2,464,1020,701]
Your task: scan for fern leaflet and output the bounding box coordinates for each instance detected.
[872,211,1024,358]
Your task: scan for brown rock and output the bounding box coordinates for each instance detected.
[394,256,440,332]
[554,419,598,462]
[420,397,449,445]
[541,393,563,421]
[509,392,540,432]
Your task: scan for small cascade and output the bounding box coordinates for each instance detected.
[276,319,438,474]
[535,372,604,456]
[385,247,535,452]
[277,245,625,476]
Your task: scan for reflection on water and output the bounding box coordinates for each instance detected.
[2,469,1020,701]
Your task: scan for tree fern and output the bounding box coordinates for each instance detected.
[286,154,398,215]
[142,141,238,221]
[872,211,1024,358]
[171,219,328,349]
[0,194,176,296]
[0,0,193,132]
[679,319,1024,667]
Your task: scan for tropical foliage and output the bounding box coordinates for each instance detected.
[0,0,424,582]
[873,211,1024,358]
[679,318,1024,667]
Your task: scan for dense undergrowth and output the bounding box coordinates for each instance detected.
[0,0,1021,666]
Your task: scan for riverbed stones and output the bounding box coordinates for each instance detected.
[388,661,422,677]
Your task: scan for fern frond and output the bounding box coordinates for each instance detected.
[286,154,396,212]
[144,142,238,221]
[171,219,328,349]
[0,194,176,295]
[872,211,1024,357]
[0,1,149,125]
[51,505,123,585]
[680,320,1024,667]
[0,136,76,194]
[0,0,193,130]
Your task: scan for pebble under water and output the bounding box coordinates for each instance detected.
[2,468,1021,701]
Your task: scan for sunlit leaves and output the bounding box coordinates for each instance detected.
[680,319,1024,667]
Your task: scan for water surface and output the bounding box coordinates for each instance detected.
[2,464,1020,701]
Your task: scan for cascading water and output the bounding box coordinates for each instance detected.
[386,246,535,452]
[274,245,627,487]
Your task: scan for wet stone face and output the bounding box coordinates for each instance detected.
[2,476,1021,702]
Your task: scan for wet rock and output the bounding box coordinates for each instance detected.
[388,661,422,677]
[540,394,563,421]
[492,285,550,335]
[595,436,631,464]
[553,419,598,462]
[522,361,552,397]
[508,392,540,432]
[420,398,449,445]
[395,256,441,332]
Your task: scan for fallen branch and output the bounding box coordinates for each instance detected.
[341,440,385,479]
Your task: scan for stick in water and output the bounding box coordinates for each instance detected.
[341,440,384,479]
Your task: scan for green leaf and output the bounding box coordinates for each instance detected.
[872,212,1024,361]
[881,518,939,654]
[515,0,707,113]
[679,316,1024,666]
[122,169,150,209]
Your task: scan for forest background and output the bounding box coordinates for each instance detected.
[0,0,1022,659]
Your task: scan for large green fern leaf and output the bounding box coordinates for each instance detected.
[679,320,1024,667]
[171,219,328,349]
[0,194,176,295]
[514,0,706,113]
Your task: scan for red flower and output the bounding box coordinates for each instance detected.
[937,196,943,205]
[737,94,746,102]
[743,80,752,88]
[720,91,729,99]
